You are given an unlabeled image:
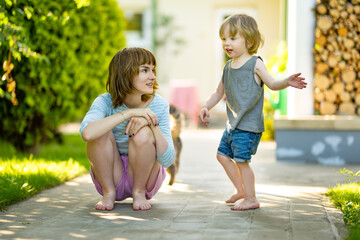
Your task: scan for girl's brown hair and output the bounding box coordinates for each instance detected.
[106,47,159,108]
[219,14,264,55]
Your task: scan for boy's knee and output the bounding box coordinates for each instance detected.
[236,161,250,168]
[131,126,154,146]
[216,153,229,164]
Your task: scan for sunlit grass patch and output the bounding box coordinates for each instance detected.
[326,182,360,239]
[0,134,89,211]
[326,182,360,207]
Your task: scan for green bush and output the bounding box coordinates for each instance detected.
[326,169,360,239]
[0,0,126,152]
[262,91,275,141]
[342,201,360,230]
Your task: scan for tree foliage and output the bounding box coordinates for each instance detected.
[0,0,126,152]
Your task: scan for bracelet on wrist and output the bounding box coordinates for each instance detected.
[120,112,126,122]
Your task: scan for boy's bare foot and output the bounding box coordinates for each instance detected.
[95,191,116,211]
[133,192,151,211]
[231,199,259,211]
[225,192,245,203]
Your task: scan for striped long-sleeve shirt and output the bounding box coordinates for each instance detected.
[80,93,175,168]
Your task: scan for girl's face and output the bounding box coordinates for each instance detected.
[221,25,248,59]
[132,64,156,95]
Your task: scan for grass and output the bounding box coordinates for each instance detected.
[326,183,360,208]
[326,179,360,240]
[0,134,89,211]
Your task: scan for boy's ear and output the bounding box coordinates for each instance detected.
[246,40,254,49]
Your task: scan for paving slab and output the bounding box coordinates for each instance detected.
[0,128,355,240]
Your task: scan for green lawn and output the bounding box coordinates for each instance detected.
[0,134,89,211]
[326,172,360,240]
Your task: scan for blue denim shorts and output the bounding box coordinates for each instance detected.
[217,127,262,162]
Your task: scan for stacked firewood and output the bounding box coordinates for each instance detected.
[313,0,360,115]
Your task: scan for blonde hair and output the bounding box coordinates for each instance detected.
[219,14,264,55]
[106,47,159,108]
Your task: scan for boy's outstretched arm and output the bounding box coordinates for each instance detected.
[287,73,307,89]
[199,80,225,127]
[255,59,307,91]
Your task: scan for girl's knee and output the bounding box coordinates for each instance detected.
[131,126,155,147]
[87,131,115,145]
[86,131,115,149]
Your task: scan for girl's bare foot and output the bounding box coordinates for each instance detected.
[231,199,259,211]
[225,192,245,203]
[95,191,116,211]
[133,192,151,211]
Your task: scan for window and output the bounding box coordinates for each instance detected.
[124,9,152,48]
[125,11,144,38]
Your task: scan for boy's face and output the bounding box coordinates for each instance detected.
[221,25,248,59]
[132,64,156,95]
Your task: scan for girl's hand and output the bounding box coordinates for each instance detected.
[287,73,307,89]
[125,117,149,137]
[199,107,210,127]
[128,108,158,126]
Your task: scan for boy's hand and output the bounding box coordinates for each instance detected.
[199,107,210,127]
[288,73,307,89]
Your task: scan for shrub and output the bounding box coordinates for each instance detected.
[262,91,275,141]
[342,201,360,230]
[262,41,289,141]
[326,168,360,239]
[0,0,126,152]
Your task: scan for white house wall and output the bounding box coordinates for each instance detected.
[287,0,315,116]
[118,0,282,106]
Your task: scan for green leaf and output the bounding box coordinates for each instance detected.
[0,0,126,152]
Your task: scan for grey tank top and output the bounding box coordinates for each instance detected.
[222,55,265,133]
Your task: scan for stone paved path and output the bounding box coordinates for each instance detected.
[0,129,352,240]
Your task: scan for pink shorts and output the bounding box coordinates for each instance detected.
[90,155,166,201]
